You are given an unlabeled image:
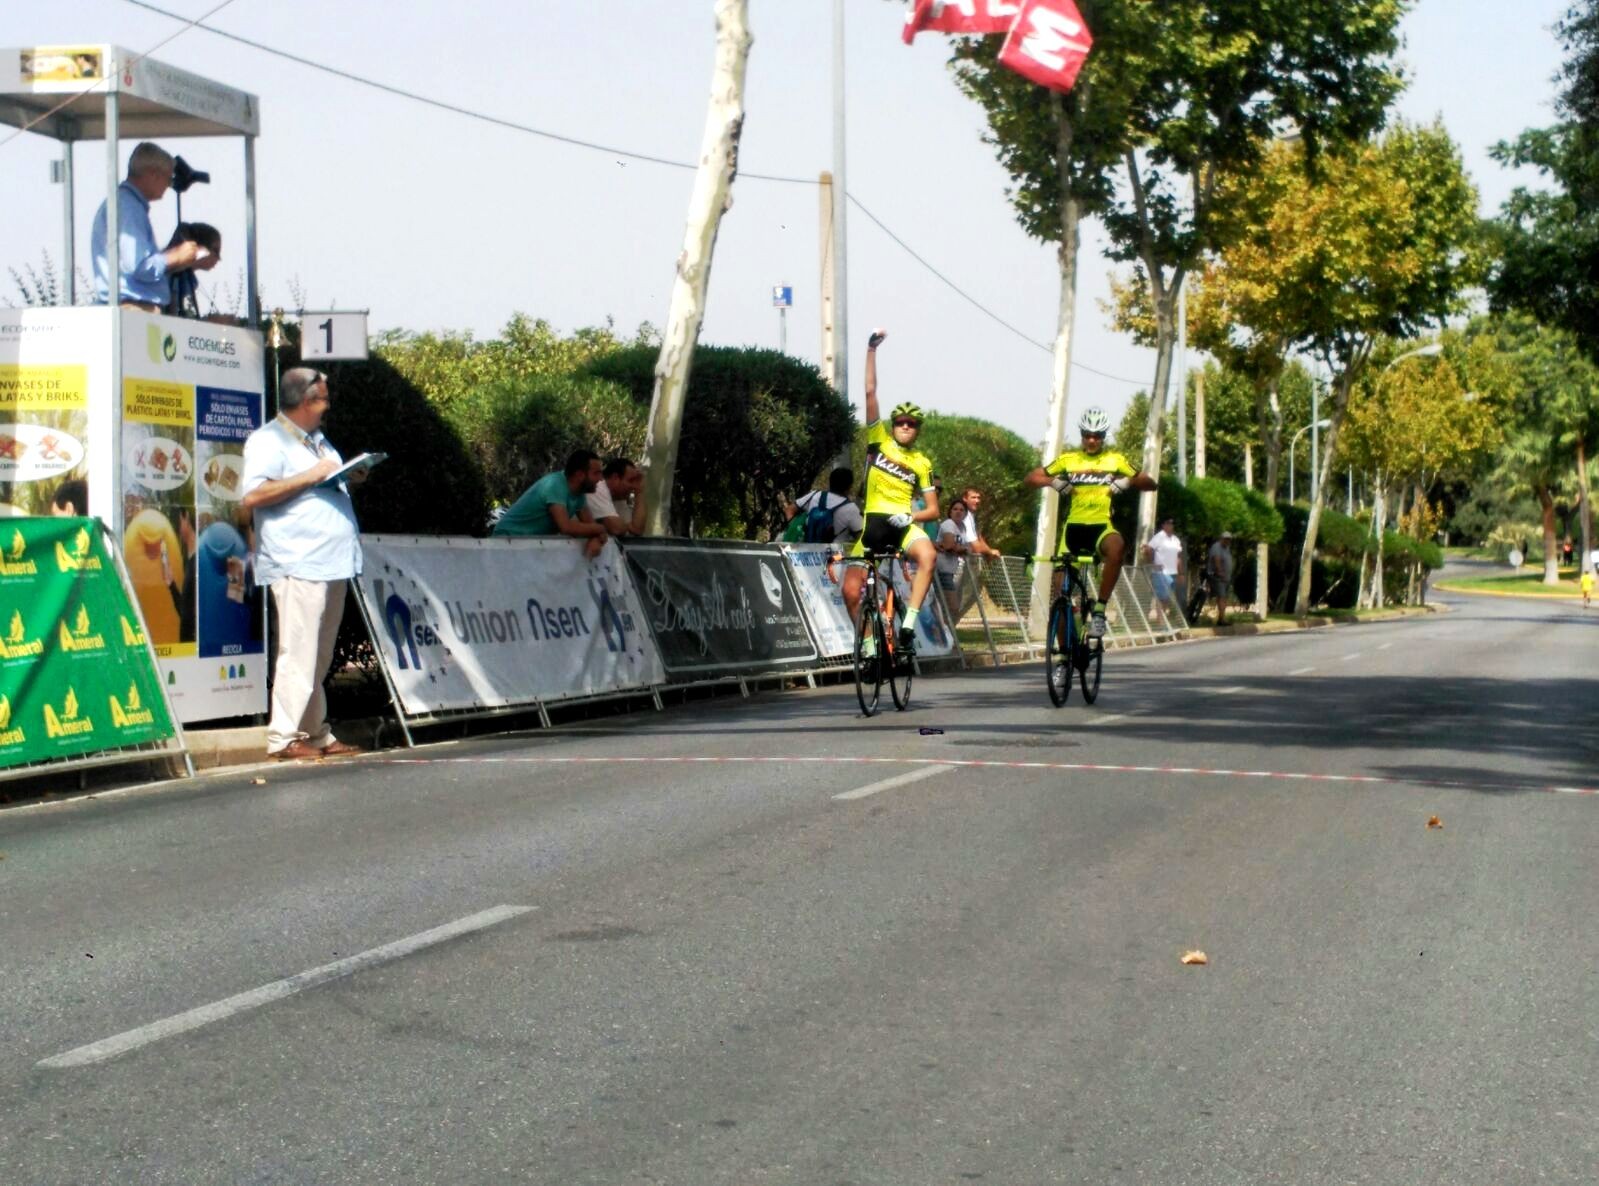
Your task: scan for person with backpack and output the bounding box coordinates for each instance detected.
[783,467,863,547]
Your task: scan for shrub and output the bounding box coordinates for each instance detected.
[584,345,854,538]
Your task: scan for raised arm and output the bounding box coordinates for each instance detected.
[864,329,886,425]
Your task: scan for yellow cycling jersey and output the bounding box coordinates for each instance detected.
[1044,448,1136,524]
[861,420,935,516]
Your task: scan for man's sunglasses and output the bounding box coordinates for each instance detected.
[892,418,921,428]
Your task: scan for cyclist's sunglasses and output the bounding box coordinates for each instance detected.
[1081,430,1105,439]
[892,417,921,428]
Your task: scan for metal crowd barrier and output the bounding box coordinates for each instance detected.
[941,557,1189,658]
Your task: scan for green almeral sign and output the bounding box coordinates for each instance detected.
[0,517,175,768]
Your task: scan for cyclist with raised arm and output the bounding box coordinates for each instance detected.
[842,330,940,652]
[1024,407,1157,638]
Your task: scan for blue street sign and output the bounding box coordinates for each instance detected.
[771,285,793,308]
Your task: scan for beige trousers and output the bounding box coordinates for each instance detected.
[267,577,347,753]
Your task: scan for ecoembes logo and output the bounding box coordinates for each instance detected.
[121,614,146,647]
[0,693,25,747]
[0,609,43,660]
[109,681,155,729]
[55,527,102,572]
[58,604,107,653]
[0,530,37,577]
[147,323,177,364]
[43,686,93,739]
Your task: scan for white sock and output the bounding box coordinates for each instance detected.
[903,604,920,629]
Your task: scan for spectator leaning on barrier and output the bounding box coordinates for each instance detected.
[241,367,368,762]
[1206,531,1235,625]
[1142,516,1184,624]
[493,449,608,558]
[90,141,216,311]
[785,466,863,547]
[936,498,971,617]
[588,456,648,538]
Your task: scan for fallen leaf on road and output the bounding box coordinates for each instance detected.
[251,778,267,786]
[1180,950,1208,966]
[1427,815,1443,829]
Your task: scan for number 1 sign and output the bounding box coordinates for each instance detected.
[298,311,370,361]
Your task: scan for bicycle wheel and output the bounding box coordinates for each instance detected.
[853,584,884,717]
[1044,592,1073,707]
[1075,579,1104,703]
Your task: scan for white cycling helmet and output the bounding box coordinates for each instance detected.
[1078,406,1111,435]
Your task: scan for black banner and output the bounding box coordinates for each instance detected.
[622,540,819,679]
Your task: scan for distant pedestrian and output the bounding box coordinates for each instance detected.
[1582,568,1593,610]
[1206,532,1235,625]
[1142,516,1184,624]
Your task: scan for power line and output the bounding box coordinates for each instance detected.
[117,0,812,184]
[110,0,1148,387]
[0,0,243,147]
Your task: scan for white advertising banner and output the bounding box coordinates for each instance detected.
[0,307,113,520]
[781,543,855,658]
[781,544,960,660]
[359,535,664,716]
[119,311,266,723]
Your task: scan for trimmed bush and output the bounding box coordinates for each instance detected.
[584,345,854,538]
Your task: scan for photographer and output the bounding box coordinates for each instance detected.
[90,142,217,311]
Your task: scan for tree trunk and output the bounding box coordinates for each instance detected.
[1540,487,1559,584]
[1254,372,1285,619]
[1137,297,1177,544]
[1194,365,1207,478]
[1028,93,1083,635]
[1577,435,1593,573]
[1294,362,1363,620]
[642,0,751,536]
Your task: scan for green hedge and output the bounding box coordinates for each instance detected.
[584,345,854,538]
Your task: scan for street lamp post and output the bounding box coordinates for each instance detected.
[1289,419,1332,504]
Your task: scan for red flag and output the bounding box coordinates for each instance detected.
[903,0,1020,45]
[997,0,1092,93]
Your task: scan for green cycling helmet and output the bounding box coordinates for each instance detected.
[890,401,925,424]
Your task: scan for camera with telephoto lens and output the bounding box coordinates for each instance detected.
[172,155,210,193]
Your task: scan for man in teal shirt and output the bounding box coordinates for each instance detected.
[493,449,608,557]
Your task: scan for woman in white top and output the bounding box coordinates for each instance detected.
[936,499,970,617]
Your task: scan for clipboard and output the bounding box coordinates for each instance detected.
[316,451,387,488]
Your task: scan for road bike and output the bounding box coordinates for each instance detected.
[1043,550,1104,706]
[851,548,915,716]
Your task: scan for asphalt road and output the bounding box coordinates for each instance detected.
[2,586,1596,1184]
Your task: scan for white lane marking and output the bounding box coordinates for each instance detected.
[1339,652,1362,662]
[1089,713,1129,726]
[833,764,955,801]
[1288,666,1316,676]
[1377,642,1393,651]
[38,905,533,1070]
[1216,686,1246,695]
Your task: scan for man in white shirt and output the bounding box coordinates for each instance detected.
[242,367,369,761]
[587,457,648,537]
[1142,516,1184,624]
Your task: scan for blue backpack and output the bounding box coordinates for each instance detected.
[784,492,840,544]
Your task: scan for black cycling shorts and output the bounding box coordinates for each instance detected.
[850,512,925,559]
[1062,522,1119,558]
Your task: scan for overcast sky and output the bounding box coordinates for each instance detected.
[0,0,1573,442]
